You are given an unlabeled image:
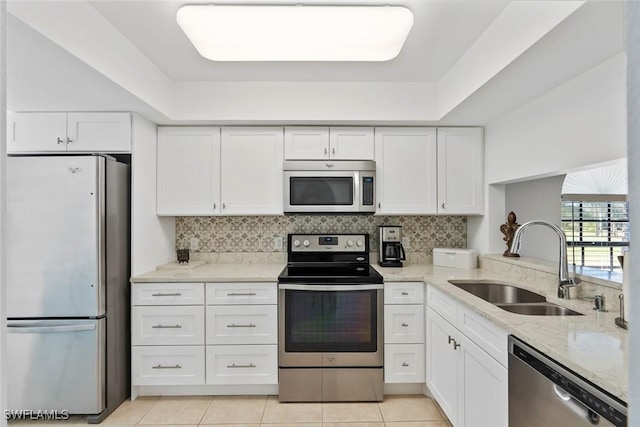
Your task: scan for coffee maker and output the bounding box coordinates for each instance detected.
[378,225,406,267]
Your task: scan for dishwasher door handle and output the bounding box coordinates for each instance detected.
[552,384,598,423]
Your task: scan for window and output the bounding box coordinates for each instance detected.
[561,200,629,271]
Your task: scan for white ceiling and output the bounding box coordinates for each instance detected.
[88,0,509,83]
[6,0,626,125]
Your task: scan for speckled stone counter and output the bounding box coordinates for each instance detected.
[131,255,627,403]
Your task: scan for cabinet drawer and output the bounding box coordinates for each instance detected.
[426,284,457,325]
[457,306,509,367]
[132,283,205,306]
[206,305,277,345]
[206,345,278,385]
[384,305,424,344]
[132,306,205,346]
[384,282,424,304]
[384,344,425,383]
[206,282,277,305]
[132,346,205,385]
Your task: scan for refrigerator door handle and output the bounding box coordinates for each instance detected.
[7,323,97,334]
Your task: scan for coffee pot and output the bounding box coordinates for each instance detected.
[378,225,406,267]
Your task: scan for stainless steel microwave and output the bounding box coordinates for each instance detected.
[283,160,376,213]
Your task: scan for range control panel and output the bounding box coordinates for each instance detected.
[288,234,368,252]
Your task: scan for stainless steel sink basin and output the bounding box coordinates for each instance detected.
[447,280,582,316]
[448,280,546,304]
[495,303,582,316]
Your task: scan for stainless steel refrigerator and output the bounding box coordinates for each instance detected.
[6,155,130,423]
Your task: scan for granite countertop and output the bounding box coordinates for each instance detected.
[131,259,627,403]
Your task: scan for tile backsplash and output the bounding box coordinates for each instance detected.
[176,215,467,254]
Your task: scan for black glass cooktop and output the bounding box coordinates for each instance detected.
[278,264,383,284]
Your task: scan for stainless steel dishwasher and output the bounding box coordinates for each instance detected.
[509,336,626,427]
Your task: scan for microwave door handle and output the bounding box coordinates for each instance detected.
[354,171,361,210]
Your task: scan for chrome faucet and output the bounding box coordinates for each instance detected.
[508,220,579,299]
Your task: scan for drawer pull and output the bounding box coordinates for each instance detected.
[402,362,409,367]
[152,364,182,369]
[448,335,455,344]
[227,363,256,369]
[227,323,257,328]
[227,292,257,296]
[401,323,409,327]
[401,292,409,296]
[152,324,182,329]
[151,292,182,297]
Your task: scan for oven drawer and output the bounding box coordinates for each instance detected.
[206,345,277,385]
[132,306,205,346]
[206,305,277,345]
[384,305,424,344]
[384,282,424,305]
[206,282,277,305]
[384,343,425,383]
[132,345,205,385]
[132,282,205,306]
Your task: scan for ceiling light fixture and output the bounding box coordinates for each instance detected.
[176,4,414,62]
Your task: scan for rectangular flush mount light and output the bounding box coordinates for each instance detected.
[176,5,414,62]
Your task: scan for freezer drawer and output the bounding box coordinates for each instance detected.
[7,319,105,414]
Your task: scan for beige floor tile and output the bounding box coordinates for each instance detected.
[322,403,383,423]
[261,396,322,423]
[322,423,384,427]
[201,425,260,427]
[200,396,267,424]
[385,422,448,427]
[100,397,160,425]
[7,415,85,425]
[259,424,322,427]
[138,396,212,425]
[378,395,443,422]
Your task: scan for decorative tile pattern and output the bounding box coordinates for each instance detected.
[176,215,467,254]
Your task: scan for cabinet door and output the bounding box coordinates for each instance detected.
[156,127,220,215]
[426,308,459,426]
[7,112,67,152]
[458,334,508,427]
[375,127,437,214]
[284,126,329,159]
[329,127,374,160]
[221,127,284,215]
[437,128,483,215]
[67,112,131,152]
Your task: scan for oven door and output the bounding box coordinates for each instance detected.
[284,171,369,213]
[278,284,383,367]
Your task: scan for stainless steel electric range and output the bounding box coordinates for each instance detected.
[277,233,384,402]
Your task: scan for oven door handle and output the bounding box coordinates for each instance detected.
[278,284,383,291]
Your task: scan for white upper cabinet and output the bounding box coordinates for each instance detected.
[7,112,131,153]
[157,127,221,216]
[220,127,284,215]
[375,127,438,214]
[284,126,374,160]
[437,128,484,215]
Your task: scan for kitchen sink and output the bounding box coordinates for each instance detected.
[495,303,582,316]
[447,280,583,316]
[448,280,547,304]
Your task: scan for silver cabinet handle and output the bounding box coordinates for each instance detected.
[152,324,182,329]
[223,203,226,209]
[227,292,257,296]
[332,147,335,154]
[448,335,455,344]
[454,341,461,350]
[214,203,217,209]
[402,362,409,367]
[67,137,73,144]
[152,364,182,369]
[227,363,256,368]
[441,203,445,209]
[151,292,182,297]
[378,202,381,208]
[401,323,409,327]
[57,137,64,144]
[227,323,256,328]
[324,148,328,155]
[401,291,409,296]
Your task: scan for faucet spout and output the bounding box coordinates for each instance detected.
[507,220,579,299]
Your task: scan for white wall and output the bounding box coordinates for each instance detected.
[626,1,639,422]
[0,2,7,422]
[504,175,565,261]
[131,114,175,276]
[485,53,627,185]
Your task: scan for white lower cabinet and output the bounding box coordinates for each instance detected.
[206,345,278,385]
[384,282,425,384]
[426,285,508,427]
[132,345,205,386]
